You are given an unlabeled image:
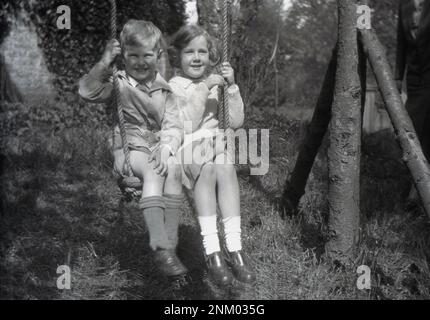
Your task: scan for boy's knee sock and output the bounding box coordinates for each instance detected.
[222,216,242,252]
[197,215,221,255]
[139,196,171,251]
[164,193,183,249]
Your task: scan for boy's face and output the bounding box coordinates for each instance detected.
[180,36,210,80]
[123,39,160,84]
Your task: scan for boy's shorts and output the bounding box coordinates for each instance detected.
[110,124,160,155]
[177,131,232,190]
[110,124,161,178]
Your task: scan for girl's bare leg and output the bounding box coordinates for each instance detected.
[194,163,217,217]
[193,163,220,254]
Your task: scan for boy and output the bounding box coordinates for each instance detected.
[79,20,186,277]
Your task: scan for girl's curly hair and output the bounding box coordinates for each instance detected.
[167,24,220,69]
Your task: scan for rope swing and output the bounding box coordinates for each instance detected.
[218,0,231,131]
[218,0,236,159]
[109,0,142,191]
[108,0,233,194]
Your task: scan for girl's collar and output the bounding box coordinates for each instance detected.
[175,69,206,83]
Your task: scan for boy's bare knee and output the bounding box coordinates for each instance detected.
[129,151,152,177]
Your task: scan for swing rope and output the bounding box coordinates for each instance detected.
[109,0,142,192]
[220,0,230,130]
[218,0,235,157]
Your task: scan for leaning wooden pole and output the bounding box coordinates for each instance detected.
[281,46,337,215]
[360,29,430,218]
[326,0,361,261]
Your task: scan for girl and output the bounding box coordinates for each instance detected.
[168,25,255,286]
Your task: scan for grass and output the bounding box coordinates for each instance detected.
[1,100,430,300]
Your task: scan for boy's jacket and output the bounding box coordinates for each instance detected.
[79,62,183,153]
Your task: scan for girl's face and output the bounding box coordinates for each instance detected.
[180,35,210,80]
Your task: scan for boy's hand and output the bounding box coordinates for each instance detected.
[101,39,121,67]
[220,62,235,86]
[149,145,171,176]
[204,74,225,90]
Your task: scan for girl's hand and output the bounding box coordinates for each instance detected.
[101,39,121,67]
[221,62,235,86]
[204,74,225,90]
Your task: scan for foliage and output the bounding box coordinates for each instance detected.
[0,1,25,43]
[281,0,337,108]
[231,0,285,108]
[369,0,400,66]
[0,0,186,96]
[230,0,399,111]
[0,100,109,145]
[208,0,339,110]
[1,0,400,113]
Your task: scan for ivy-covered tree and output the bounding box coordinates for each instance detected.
[0,1,26,102]
[0,0,186,95]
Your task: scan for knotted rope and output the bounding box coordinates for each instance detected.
[109,0,141,192]
[110,0,132,177]
[218,0,234,156]
[220,0,230,130]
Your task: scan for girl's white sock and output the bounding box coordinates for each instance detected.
[197,215,221,255]
[223,216,242,252]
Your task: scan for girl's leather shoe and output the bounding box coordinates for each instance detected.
[226,250,256,283]
[206,251,233,286]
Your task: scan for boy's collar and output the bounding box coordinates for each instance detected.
[126,74,142,88]
[151,73,171,92]
[118,71,171,93]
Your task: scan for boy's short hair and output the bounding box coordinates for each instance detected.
[120,19,163,51]
[168,24,220,68]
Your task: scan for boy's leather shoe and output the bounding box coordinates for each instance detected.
[206,252,233,286]
[154,249,188,277]
[226,250,256,284]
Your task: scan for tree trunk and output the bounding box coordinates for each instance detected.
[281,46,337,215]
[326,0,361,262]
[358,34,367,118]
[360,29,430,218]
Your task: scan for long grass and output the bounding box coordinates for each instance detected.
[1,101,430,300]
